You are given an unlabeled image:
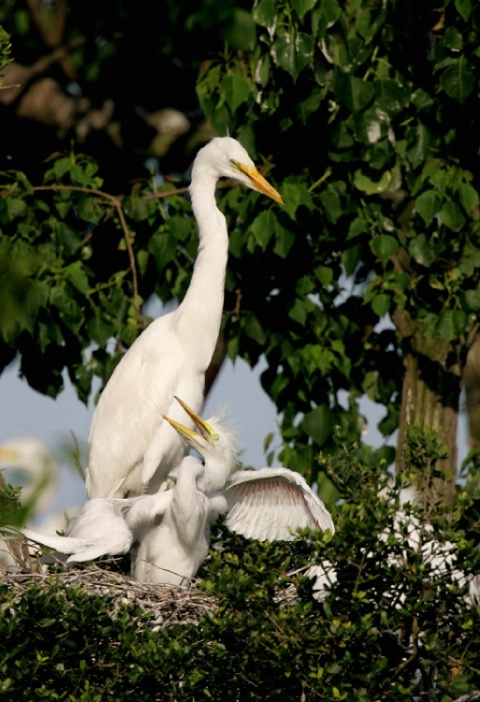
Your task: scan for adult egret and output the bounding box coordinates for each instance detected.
[306,484,480,604]
[85,137,284,499]
[130,397,334,584]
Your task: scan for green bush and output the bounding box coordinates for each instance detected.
[2,436,479,701]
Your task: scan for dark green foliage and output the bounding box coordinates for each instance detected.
[2,2,480,698]
[1,447,480,701]
[2,1,480,476]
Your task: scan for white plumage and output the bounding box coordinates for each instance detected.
[18,498,133,563]
[111,397,334,585]
[224,467,335,541]
[130,456,226,585]
[85,137,283,499]
[166,397,334,544]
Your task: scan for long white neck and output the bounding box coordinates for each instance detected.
[176,170,229,369]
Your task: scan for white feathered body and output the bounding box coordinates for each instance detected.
[85,140,239,499]
[132,456,223,585]
[20,498,133,563]
[85,315,210,498]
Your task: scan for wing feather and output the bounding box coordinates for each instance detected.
[223,467,334,541]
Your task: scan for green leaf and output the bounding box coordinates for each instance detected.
[370,235,399,264]
[334,71,375,113]
[317,0,341,34]
[435,309,468,340]
[342,245,360,276]
[196,64,222,114]
[250,210,276,250]
[353,169,391,194]
[77,197,104,225]
[346,218,365,241]
[87,311,116,347]
[371,293,390,317]
[459,183,479,215]
[295,88,323,124]
[302,405,333,446]
[439,202,465,232]
[465,288,480,311]
[411,88,435,112]
[351,106,389,146]
[66,262,89,294]
[439,56,475,104]
[406,124,431,168]
[168,214,193,243]
[243,313,267,344]
[253,0,277,32]
[149,228,177,267]
[271,31,314,81]
[288,298,308,324]
[6,198,27,221]
[137,249,149,277]
[51,157,72,179]
[221,75,255,113]
[374,80,410,117]
[291,0,317,21]
[415,190,441,225]
[273,226,295,257]
[319,183,345,223]
[455,0,471,20]
[315,265,334,286]
[409,234,435,267]
[281,182,314,219]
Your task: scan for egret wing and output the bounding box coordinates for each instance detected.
[223,467,334,542]
[20,524,133,562]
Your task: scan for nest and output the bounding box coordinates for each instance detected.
[0,548,217,631]
[0,537,301,633]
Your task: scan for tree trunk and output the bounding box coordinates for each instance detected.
[464,337,480,448]
[396,346,460,507]
[393,307,466,508]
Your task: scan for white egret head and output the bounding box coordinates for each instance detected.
[162,396,239,491]
[192,137,284,204]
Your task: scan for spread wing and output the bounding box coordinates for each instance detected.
[19,526,133,563]
[17,497,134,562]
[222,467,334,542]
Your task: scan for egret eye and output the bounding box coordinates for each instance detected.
[230,159,238,167]
[212,433,220,441]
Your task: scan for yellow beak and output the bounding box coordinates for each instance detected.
[162,396,215,443]
[237,164,284,205]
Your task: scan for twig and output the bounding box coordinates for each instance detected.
[34,184,142,322]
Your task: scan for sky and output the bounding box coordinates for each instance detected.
[0,332,471,528]
[0,351,282,524]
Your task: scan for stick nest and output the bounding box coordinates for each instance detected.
[0,554,217,631]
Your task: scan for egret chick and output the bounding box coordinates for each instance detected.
[16,498,133,563]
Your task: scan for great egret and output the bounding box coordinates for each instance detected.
[130,397,334,584]
[8,497,134,563]
[166,396,335,540]
[129,456,228,585]
[306,484,480,605]
[85,137,283,499]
